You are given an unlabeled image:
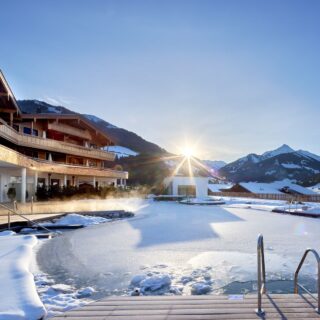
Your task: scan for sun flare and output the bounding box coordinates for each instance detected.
[181,147,194,158]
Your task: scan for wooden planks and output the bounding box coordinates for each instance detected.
[53,294,320,319]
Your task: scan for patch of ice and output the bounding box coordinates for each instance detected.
[51,284,74,294]
[76,287,95,298]
[139,274,171,293]
[191,282,212,295]
[130,274,147,286]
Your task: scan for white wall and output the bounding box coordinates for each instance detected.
[163,176,209,198]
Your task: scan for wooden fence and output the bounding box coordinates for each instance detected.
[209,191,320,203]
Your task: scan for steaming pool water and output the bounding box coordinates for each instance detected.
[36,198,320,300]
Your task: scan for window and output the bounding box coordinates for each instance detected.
[23,127,32,135]
[178,185,196,196]
[23,127,38,136]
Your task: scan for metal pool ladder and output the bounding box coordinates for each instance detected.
[256,234,320,315]
[294,248,320,312]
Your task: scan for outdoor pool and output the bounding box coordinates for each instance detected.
[36,198,320,300]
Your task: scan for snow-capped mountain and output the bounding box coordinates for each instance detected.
[219,144,320,186]
[260,144,294,161]
[19,100,76,115]
[203,160,227,171]
[104,146,139,158]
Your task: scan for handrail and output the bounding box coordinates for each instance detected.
[0,202,54,235]
[294,248,320,313]
[256,234,266,315]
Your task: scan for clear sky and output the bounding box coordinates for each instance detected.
[1,0,319,162]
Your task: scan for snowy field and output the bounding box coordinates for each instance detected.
[1,197,320,319]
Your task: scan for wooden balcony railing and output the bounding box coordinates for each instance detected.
[32,157,128,179]
[0,119,115,161]
[0,143,128,179]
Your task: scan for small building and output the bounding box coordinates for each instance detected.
[208,183,234,194]
[226,181,316,196]
[163,176,210,198]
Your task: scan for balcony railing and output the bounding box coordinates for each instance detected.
[0,143,128,179]
[0,119,115,161]
[32,157,128,179]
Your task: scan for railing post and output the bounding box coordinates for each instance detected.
[256,234,265,316]
[317,256,320,313]
[7,211,10,230]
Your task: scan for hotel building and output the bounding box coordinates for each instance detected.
[0,70,128,202]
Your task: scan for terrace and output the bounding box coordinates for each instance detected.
[0,118,115,161]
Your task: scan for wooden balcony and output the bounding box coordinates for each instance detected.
[0,120,115,161]
[48,122,92,140]
[0,144,128,179]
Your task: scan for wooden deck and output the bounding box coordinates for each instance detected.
[53,293,320,319]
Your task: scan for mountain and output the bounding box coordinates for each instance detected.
[203,160,227,171]
[260,144,294,161]
[219,144,320,186]
[82,114,166,155]
[18,100,76,115]
[18,100,166,155]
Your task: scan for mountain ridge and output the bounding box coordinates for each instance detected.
[218,144,320,186]
[18,99,166,155]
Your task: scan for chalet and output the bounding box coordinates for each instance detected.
[226,181,316,196]
[0,70,128,202]
[208,183,233,194]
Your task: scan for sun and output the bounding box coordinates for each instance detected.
[181,147,194,158]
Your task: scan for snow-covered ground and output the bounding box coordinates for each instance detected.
[35,198,320,317]
[2,197,320,318]
[0,234,46,320]
[41,213,111,227]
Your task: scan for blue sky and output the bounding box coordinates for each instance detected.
[1,0,319,161]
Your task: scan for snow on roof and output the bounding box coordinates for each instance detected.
[239,180,316,195]
[239,182,284,194]
[208,184,234,193]
[308,183,320,194]
[287,183,317,195]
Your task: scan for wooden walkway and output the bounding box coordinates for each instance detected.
[53,293,320,319]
